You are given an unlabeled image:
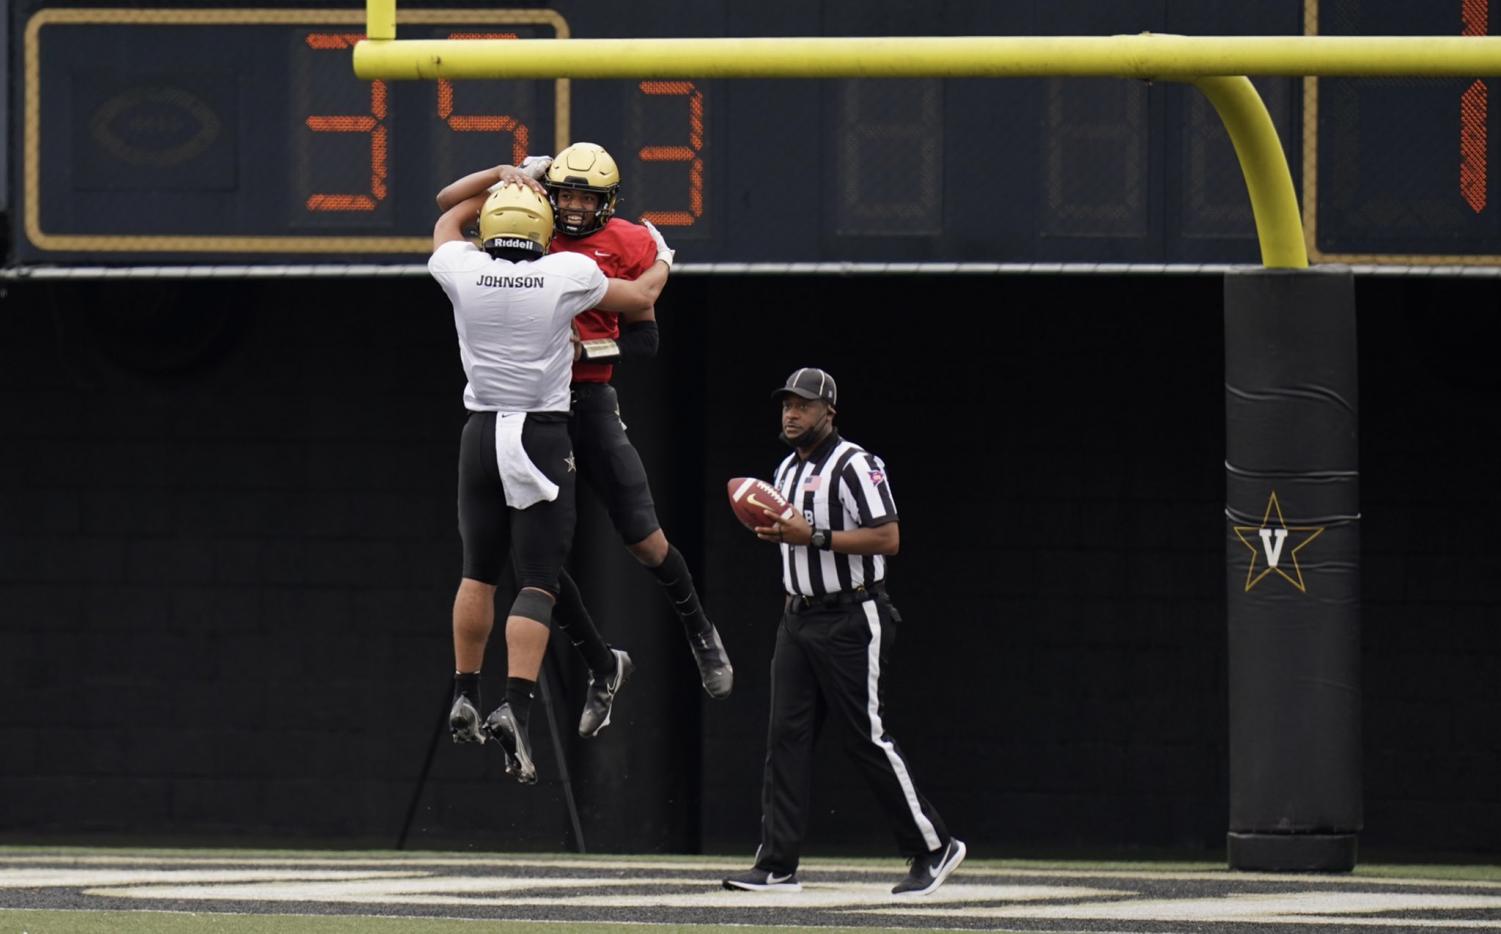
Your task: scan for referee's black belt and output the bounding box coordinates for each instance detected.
[785,582,886,613]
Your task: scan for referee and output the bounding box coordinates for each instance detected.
[722,367,966,896]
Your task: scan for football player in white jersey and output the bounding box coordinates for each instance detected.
[429,182,669,782]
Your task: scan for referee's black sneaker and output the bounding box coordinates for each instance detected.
[449,695,485,744]
[891,837,967,896]
[687,623,734,699]
[722,868,802,893]
[578,648,634,738]
[483,703,537,784]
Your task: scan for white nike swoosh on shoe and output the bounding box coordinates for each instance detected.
[766,872,793,884]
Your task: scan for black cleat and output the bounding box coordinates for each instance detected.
[449,695,486,744]
[687,623,734,699]
[483,702,537,784]
[891,837,967,896]
[579,648,634,738]
[722,867,802,892]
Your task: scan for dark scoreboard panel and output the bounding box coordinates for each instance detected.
[16,7,568,258]
[6,1,1497,265]
[1309,0,1501,262]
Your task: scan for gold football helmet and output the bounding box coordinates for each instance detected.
[478,184,554,256]
[544,142,621,236]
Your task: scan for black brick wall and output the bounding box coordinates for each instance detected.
[1,273,1497,856]
[1355,279,1501,854]
[695,275,1231,857]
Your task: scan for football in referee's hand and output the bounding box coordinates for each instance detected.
[727,477,796,530]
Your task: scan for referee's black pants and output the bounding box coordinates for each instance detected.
[755,595,950,874]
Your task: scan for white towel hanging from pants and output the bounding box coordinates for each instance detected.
[494,412,559,509]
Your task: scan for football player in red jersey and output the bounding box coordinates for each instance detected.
[437,144,733,738]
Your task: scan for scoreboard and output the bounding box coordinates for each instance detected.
[15,7,569,259]
[6,1,1499,266]
[1308,0,1501,263]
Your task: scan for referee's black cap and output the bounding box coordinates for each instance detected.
[772,367,838,406]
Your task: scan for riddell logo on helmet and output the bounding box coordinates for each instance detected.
[487,237,539,251]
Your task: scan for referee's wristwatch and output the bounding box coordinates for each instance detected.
[810,528,833,551]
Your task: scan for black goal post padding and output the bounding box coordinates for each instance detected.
[1224,267,1362,872]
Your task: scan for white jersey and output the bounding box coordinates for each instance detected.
[429,240,609,412]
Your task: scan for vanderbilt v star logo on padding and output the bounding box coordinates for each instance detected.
[1233,491,1326,593]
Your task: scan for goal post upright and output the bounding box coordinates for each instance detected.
[1188,77,1305,269]
[366,0,394,41]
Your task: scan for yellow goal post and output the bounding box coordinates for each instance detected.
[355,0,1501,269]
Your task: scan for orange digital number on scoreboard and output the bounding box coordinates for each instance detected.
[1460,0,1488,215]
[1305,0,1499,264]
[22,8,570,255]
[637,81,705,228]
[439,34,529,166]
[300,31,530,217]
[302,34,389,213]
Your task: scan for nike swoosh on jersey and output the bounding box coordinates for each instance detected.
[593,250,612,257]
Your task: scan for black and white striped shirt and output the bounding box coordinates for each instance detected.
[772,433,898,597]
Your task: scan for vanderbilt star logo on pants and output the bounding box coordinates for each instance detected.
[1233,491,1326,593]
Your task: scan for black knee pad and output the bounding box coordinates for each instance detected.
[509,587,555,625]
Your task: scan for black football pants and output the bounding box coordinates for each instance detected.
[754,595,949,874]
[569,383,662,545]
[457,410,576,593]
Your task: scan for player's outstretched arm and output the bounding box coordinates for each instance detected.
[642,220,675,269]
[594,269,664,315]
[437,166,508,210]
[631,261,670,305]
[433,193,487,250]
[616,221,676,325]
[436,156,551,210]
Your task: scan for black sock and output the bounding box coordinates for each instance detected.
[505,677,536,729]
[650,545,711,636]
[453,672,480,707]
[554,569,617,678]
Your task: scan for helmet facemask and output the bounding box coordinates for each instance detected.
[546,181,619,237]
[544,142,621,237]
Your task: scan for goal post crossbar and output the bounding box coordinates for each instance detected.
[357,2,1501,268]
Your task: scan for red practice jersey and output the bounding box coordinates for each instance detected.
[550,217,659,384]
